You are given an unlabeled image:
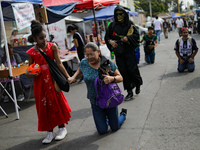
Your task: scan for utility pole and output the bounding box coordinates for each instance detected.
[149,0,152,22]
[178,0,180,13]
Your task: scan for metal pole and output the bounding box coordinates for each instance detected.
[149,0,152,22]
[0,2,20,120]
[82,21,86,43]
[178,0,180,13]
[92,3,100,48]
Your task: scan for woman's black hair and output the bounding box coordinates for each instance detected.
[28,20,45,43]
[67,24,78,33]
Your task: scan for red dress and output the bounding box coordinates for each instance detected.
[27,42,71,131]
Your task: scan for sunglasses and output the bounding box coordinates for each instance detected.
[116,13,124,16]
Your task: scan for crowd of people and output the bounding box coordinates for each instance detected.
[0,5,199,146]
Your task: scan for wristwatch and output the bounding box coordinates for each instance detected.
[112,77,116,83]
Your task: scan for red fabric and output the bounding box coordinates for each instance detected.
[43,0,83,7]
[92,26,98,37]
[26,42,71,131]
[73,0,119,11]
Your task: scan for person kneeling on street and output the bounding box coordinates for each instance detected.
[68,42,127,135]
[174,27,198,72]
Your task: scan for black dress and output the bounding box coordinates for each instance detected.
[105,5,143,91]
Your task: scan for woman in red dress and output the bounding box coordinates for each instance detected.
[25,20,71,144]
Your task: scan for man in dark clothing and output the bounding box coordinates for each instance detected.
[105,5,143,101]
[163,19,169,39]
[183,17,188,28]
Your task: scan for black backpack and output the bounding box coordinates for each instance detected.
[143,35,156,54]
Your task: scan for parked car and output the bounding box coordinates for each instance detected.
[135,24,148,35]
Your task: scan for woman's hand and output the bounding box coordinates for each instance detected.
[68,77,77,84]
[103,75,114,84]
[25,70,38,78]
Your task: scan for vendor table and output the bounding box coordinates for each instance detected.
[60,52,79,72]
[0,64,28,117]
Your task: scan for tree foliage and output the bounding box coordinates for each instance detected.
[193,0,200,6]
[135,0,177,16]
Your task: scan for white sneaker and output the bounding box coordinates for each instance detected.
[55,127,67,141]
[42,132,54,144]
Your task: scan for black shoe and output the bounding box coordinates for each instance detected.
[135,86,141,94]
[120,108,127,116]
[124,93,133,101]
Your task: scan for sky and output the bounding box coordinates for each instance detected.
[182,0,194,7]
[180,0,194,10]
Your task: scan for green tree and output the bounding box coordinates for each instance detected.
[135,0,177,16]
[194,0,200,7]
[190,5,194,10]
[171,1,183,13]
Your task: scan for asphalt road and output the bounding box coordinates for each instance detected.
[1,31,200,150]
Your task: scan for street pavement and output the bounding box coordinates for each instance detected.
[1,31,200,150]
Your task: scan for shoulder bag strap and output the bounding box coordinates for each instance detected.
[94,77,99,97]
[36,45,50,59]
[75,32,85,46]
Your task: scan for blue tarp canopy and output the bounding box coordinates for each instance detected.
[196,9,200,13]
[45,3,77,24]
[171,14,180,19]
[1,1,76,24]
[83,5,138,21]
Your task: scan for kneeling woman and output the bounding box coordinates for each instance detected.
[68,42,127,134]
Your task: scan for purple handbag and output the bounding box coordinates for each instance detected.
[94,77,124,109]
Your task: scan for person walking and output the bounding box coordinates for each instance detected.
[176,17,184,37]
[163,19,169,39]
[67,24,85,83]
[25,20,71,144]
[174,27,198,72]
[182,17,188,28]
[68,42,127,135]
[140,26,158,64]
[172,19,175,31]
[105,5,143,101]
[153,16,162,44]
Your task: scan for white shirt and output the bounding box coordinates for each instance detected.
[176,19,183,28]
[153,19,162,30]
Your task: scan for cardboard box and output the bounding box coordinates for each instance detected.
[34,7,48,24]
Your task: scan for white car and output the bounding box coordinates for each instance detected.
[135,24,148,35]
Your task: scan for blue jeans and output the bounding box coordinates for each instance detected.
[91,104,126,134]
[145,51,155,64]
[178,57,195,72]
[155,30,161,42]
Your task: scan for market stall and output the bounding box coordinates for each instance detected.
[0,0,81,119]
